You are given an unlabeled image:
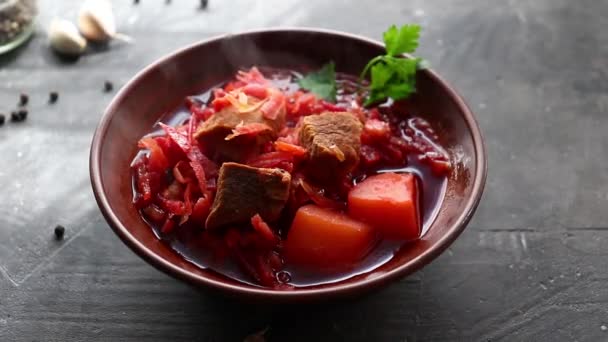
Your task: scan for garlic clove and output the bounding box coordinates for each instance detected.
[48,19,87,56]
[78,0,118,42]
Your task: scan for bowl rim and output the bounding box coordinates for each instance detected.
[90,27,487,300]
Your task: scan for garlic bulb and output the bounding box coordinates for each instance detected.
[48,19,87,56]
[78,0,130,42]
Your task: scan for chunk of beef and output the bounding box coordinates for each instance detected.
[195,96,286,162]
[206,162,291,230]
[299,112,363,181]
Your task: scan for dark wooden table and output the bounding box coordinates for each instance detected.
[1,0,607,341]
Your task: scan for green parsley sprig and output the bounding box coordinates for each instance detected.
[297,24,425,106]
[297,61,337,102]
[360,24,422,106]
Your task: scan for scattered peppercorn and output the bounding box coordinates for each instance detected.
[54,225,65,240]
[17,108,27,121]
[49,92,59,104]
[10,109,27,122]
[19,93,28,106]
[0,114,5,126]
[200,0,208,10]
[10,111,20,122]
[133,0,139,4]
[104,80,114,93]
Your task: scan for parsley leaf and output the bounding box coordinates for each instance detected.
[370,63,393,90]
[383,24,421,56]
[297,61,337,102]
[361,24,423,106]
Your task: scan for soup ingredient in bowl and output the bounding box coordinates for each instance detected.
[284,204,378,268]
[195,86,286,161]
[298,24,423,107]
[297,61,337,102]
[348,172,420,241]
[360,24,423,106]
[205,162,291,230]
[299,111,362,181]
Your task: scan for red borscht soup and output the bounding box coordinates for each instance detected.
[131,67,450,289]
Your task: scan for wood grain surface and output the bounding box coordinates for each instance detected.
[1,0,608,341]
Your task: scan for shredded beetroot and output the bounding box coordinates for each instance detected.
[363,119,391,141]
[241,83,268,99]
[158,195,188,216]
[161,216,176,234]
[212,96,231,112]
[133,156,162,208]
[179,183,194,225]
[155,136,186,165]
[236,67,270,86]
[247,151,294,172]
[185,98,214,122]
[360,145,382,167]
[188,117,198,146]
[286,91,316,117]
[223,81,245,92]
[190,149,218,178]
[137,137,169,172]
[251,214,279,245]
[189,160,208,195]
[134,159,152,202]
[160,123,191,153]
[260,89,285,120]
[161,122,218,180]
[320,100,345,112]
[274,141,307,157]
[190,196,212,224]
[173,161,195,184]
[213,88,227,99]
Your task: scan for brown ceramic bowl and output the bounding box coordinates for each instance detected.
[90,28,486,302]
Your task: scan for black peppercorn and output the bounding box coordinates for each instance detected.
[200,0,208,9]
[49,92,59,104]
[104,81,114,93]
[17,108,27,121]
[19,93,28,106]
[54,225,65,240]
[0,114,5,126]
[10,111,20,122]
[133,0,139,4]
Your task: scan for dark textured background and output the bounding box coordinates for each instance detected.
[1,0,608,341]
